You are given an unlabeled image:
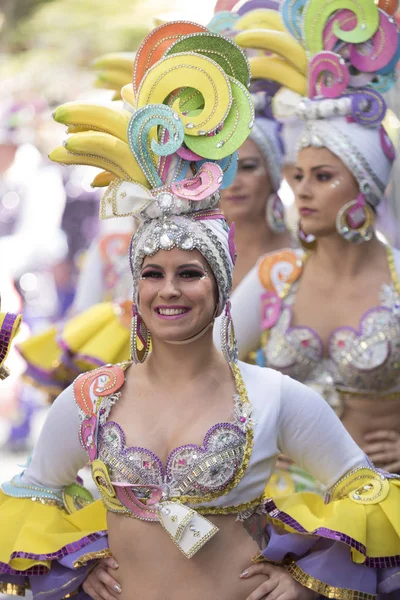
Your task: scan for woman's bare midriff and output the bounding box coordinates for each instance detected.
[107,512,268,600]
[341,395,400,447]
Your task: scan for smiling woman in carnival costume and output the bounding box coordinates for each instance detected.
[221,0,400,486]
[0,19,400,600]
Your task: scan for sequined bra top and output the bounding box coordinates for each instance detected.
[255,247,400,399]
[73,361,280,558]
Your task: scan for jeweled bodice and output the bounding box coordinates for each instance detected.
[259,278,400,396]
[97,419,247,499]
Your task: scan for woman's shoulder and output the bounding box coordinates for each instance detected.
[237,360,284,398]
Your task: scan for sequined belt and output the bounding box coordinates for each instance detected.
[91,459,218,558]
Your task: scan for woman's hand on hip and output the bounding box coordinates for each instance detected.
[82,557,122,600]
[241,563,319,600]
[363,430,400,473]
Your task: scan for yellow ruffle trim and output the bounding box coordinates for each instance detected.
[270,472,400,564]
[0,491,107,572]
[18,302,130,378]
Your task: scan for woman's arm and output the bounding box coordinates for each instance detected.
[0,385,108,600]
[214,264,264,359]
[277,374,366,487]
[13,385,89,490]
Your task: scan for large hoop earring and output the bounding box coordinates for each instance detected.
[297,221,316,250]
[130,304,151,364]
[336,194,375,244]
[220,301,238,365]
[266,193,287,234]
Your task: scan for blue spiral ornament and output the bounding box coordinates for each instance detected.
[127,104,184,189]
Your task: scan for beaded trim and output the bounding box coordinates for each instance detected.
[285,561,376,600]
[0,583,27,596]
[73,549,112,568]
[0,532,108,575]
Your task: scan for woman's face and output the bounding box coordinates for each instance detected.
[219,138,272,224]
[138,248,217,343]
[293,147,360,238]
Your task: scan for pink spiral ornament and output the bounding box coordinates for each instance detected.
[323,10,357,51]
[171,162,223,201]
[380,125,396,160]
[308,51,350,99]
[349,10,398,72]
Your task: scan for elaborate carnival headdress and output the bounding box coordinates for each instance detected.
[50,21,254,364]
[276,0,400,243]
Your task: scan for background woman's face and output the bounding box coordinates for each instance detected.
[293,146,360,238]
[219,138,272,224]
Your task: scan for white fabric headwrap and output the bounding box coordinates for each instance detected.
[297,116,393,208]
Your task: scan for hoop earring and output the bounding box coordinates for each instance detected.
[130,304,151,364]
[220,301,238,365]
[266,193,287,234]
[336,194,375,244]
[297,221,316,250]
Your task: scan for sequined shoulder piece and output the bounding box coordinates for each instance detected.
[258,249,303,296]
[258,249,303,331]
[73,364,126,417]
[74,364,127,462]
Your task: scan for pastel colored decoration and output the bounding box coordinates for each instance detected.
[349,10,398,72]
[350,89,386,126]
[303,0,379,55]
[207,11,240,34]
[165,32,251,88]
[280,0,306,43]
[171,162,224,201]
[136,53,232,138]
[184,77,254,160]
[261,291,282,330]
[127,104,184,189]
[133,21,207,93]
[308,51,350,99]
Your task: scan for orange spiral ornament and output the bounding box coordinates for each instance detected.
[377,0,398,15]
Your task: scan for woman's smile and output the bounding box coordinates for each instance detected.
[154,306,192,320]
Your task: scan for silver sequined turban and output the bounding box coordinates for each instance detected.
[130,211,234,316]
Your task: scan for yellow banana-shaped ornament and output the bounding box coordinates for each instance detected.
[92,52,135,75]
[63,131,149,186]
[54,102,131,143]
[50,146,129,182]
[235,9,286,32]
[94,69,132,94]
[91,171,116,188]
[121,84,136,110]
[235,29,307,75]
[249,55,307,96]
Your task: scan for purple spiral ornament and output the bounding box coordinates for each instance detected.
[350,90,387,126]
[235,0,279,15]
[308,51,350,99]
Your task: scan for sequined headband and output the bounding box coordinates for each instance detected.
[130,210,235,315]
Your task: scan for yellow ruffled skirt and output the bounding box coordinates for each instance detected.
[18,302,131,400]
